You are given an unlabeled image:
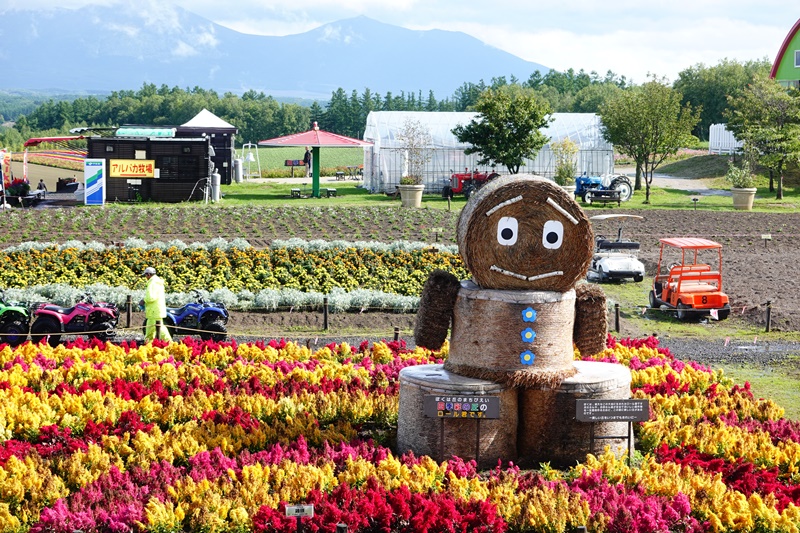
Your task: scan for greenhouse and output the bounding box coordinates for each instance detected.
[362,111,614,193]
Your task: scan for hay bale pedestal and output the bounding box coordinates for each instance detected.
[517,360,632,468]
[397,364,517,470]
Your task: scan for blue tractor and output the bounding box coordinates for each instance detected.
[574,172,633,204]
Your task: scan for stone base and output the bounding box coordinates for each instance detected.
[517,360,633,468]
[397,364,517,470]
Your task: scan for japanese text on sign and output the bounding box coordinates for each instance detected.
[285,504,314,517]
[110,159,156,178]
[576,399,650,422]
[423,395,500,419]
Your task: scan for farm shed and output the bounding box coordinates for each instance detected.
[361,111,614,193]
[770,18,800,89]
[177,109,238,185]
[86,134,213,203]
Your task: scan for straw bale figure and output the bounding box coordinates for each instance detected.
[414,174,607,387]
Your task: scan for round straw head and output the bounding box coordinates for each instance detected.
[456,174,593,292]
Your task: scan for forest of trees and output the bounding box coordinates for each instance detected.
[0,59,772,151]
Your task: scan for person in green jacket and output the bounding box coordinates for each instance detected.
[141,266,172,343]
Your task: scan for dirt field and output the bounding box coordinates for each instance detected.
[200,208,800,340]
[7,163,800,335]
[589,209,800,332]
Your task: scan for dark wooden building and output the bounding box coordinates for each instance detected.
[177,109,238,185]
[86,134,213,203]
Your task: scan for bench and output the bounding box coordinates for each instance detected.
[325,188,337,198]
[284,159,307,177]
[585,189,621,206]
[335,171,345,181]
[290,188,301,198]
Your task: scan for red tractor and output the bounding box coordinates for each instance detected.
[442,168,501,199]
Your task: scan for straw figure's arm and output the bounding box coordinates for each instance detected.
[413,269,462,350]
[572,282,608,357]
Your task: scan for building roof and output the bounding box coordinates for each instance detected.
[181,109,237,131]
[258,122,372,147]
[770,18,800,79]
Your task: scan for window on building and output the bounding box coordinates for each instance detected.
[796,50,800,67]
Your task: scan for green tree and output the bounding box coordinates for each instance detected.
[725,73,800,199]
[599,77,700,203]
[572,83,623,113]
[452,85,553,174]
[674,58,770,140]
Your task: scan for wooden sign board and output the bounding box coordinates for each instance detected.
[576,399,650,422]
[424,395,500,419]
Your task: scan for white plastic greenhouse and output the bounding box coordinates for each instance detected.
[361,111,614,193]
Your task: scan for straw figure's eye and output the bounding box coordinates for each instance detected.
[542,220,564,250]
[497,217,518,246]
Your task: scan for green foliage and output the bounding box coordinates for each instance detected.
[725,73,800,199]
[550,137,579,186]
[725,160,755,189]
[599,77,701,201]
[674,58,771,140]
[452,85,553,173]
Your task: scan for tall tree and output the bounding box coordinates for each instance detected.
[452,85,552,174]
[725,73,800,199]
[674,58,770,140]
[599,77,700,203]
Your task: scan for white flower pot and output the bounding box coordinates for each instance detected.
[398,184,425,208]
[731,187,756,210]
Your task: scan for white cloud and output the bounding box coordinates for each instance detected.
[172,40,198,58]
[4,0,796,82]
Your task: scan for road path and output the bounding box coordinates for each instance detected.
[614,166,729,197]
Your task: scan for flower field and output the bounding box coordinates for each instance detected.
[0,334,798,532]
[0,241,464,295]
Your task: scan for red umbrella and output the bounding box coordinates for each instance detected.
[258,122,371,198]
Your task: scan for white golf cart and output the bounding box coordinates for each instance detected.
[587,214,646,283]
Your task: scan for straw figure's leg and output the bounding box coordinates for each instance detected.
[413,269,461,350]
[572,282,608,357]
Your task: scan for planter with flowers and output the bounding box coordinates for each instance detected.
[725,160,757,210]
[397,118,432,208]
[4,178,31,207]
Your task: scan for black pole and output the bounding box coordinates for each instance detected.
[393,326,400,342]
[336,524,348,533]
[614,303,620,333]
[766,300,772,332]
[323,297,329,330]
[126,295,132,328]
[296,515,302,533]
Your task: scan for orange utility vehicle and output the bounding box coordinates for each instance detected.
[649,237,731,320]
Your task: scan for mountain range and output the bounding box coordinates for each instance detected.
[0,5,548,100]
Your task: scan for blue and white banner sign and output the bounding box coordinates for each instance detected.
[84,159,106,206]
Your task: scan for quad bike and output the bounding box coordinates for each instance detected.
[0,290,31,347]
[143,289,229,342]
[442,168,501,199]
[30,293,119,346]
[574,172,633,203]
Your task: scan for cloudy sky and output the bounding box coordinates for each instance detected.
[7,0,797,84]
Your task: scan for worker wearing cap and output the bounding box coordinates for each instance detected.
[141,266,172,343]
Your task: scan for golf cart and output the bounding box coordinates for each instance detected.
[649,237,731,321]
[587,214,646,283]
